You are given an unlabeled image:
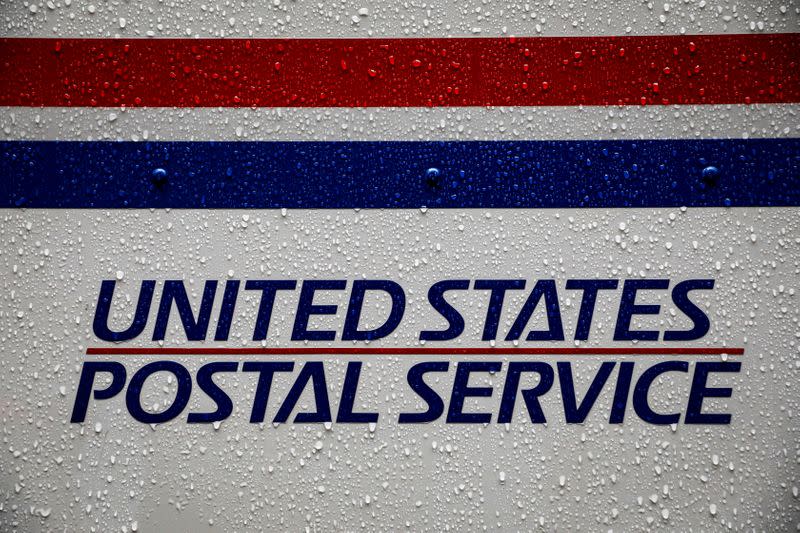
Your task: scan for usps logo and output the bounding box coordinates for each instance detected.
[1,2,799,531]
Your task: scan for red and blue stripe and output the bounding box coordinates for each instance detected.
[1,35,798,208]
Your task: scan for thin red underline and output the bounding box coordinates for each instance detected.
[85,347,744,356]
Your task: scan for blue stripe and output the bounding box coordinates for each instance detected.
[2,140,798,208]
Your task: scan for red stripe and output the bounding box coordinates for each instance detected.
[1,35,797,107]
[86,347,743,356]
